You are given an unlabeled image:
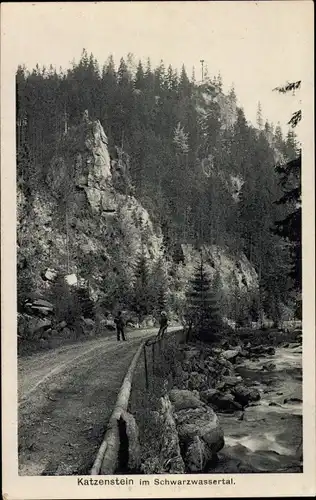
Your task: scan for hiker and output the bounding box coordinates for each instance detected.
[157,311,168,340]
[114,311,126,341]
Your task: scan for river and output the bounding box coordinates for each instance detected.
[212,343,303,473]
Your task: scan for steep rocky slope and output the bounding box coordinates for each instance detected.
[17,116,258,328]
[17,117,164,302]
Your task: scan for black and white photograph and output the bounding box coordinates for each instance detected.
[1,1,315,498]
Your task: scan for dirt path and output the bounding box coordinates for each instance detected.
[18,328,158,476]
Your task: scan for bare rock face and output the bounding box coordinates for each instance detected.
[17,118,165,300]
[85,120,112,187]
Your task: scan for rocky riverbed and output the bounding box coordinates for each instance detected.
[213,343,302,473]
[142,329,303,474]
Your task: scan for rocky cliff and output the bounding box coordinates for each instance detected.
[17,117,164,303]
[17,116,258,322]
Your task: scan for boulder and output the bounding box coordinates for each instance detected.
[266,346,276,355]
[174,406,224,458]
[200,389,220,405]
[19,316,52,338]
[232,384,261,406]
[24,298,54,316]
[221,375,243,387]
[221,350,240,362]
[169,389,203,411]
[184,348,200,361]
[261,363,275,371]
[57,320,67,330]
[250,345,275,357]
[83,318,95,331]
[158,396,185,473]
[42,268,58,282]
[188,372,207,391]
[283,397,302,404]
[200,388,242,413]
[64,274,78,286]
[184,435,208,472]
[213,393,243,413]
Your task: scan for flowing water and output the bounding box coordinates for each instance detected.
[213,344,303,473]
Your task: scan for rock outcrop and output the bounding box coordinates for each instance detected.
[166,390,224,473]
[17,118,165,303]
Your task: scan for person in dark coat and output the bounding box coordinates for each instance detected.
[114,311,126,341]
[157,311,168,340]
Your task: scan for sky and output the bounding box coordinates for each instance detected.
[2,1,314,139]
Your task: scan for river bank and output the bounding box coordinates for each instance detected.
[129,327,303,474]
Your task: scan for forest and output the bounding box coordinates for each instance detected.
[16,49,302,330]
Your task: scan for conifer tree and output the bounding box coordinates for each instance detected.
[132,248,152,322]
[150,257,169,315]
[273,79,302,294]
[256,101,263,129]
[185,252,222,342]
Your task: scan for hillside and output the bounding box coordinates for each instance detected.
[16,52,301,350]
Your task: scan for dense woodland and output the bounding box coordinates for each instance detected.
[16,50,301,327]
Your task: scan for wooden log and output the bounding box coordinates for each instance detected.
[90,340,145,475]
[143,345,149,390]
[152,342,155,376]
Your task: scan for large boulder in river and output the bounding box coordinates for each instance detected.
[232,384,261,407]
[249,345,275,357]
[200,388,242,413]
[221,375,243,387]
[221,349,240,363]
[169,389,204,411]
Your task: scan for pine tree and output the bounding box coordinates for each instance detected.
[132,249,152,322]
[179,64,191,97]
[256,101,263,129]
[185,252,222,342]
[134,60,145,91]
[216,71,223,92]
[150,257,169,315]
[229,84,237,102]
[273,79,302,294]
[273,154,301,291]
[173,122,189,154]
[273,80,302,128]
[117,57,129,86]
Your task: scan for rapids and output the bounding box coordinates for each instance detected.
[212,344,303,472]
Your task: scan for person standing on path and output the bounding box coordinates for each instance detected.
[157,311,168,340]
[114,311,126,341]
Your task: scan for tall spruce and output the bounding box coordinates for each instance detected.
[185,251,222,342]
[273,80,302,294]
